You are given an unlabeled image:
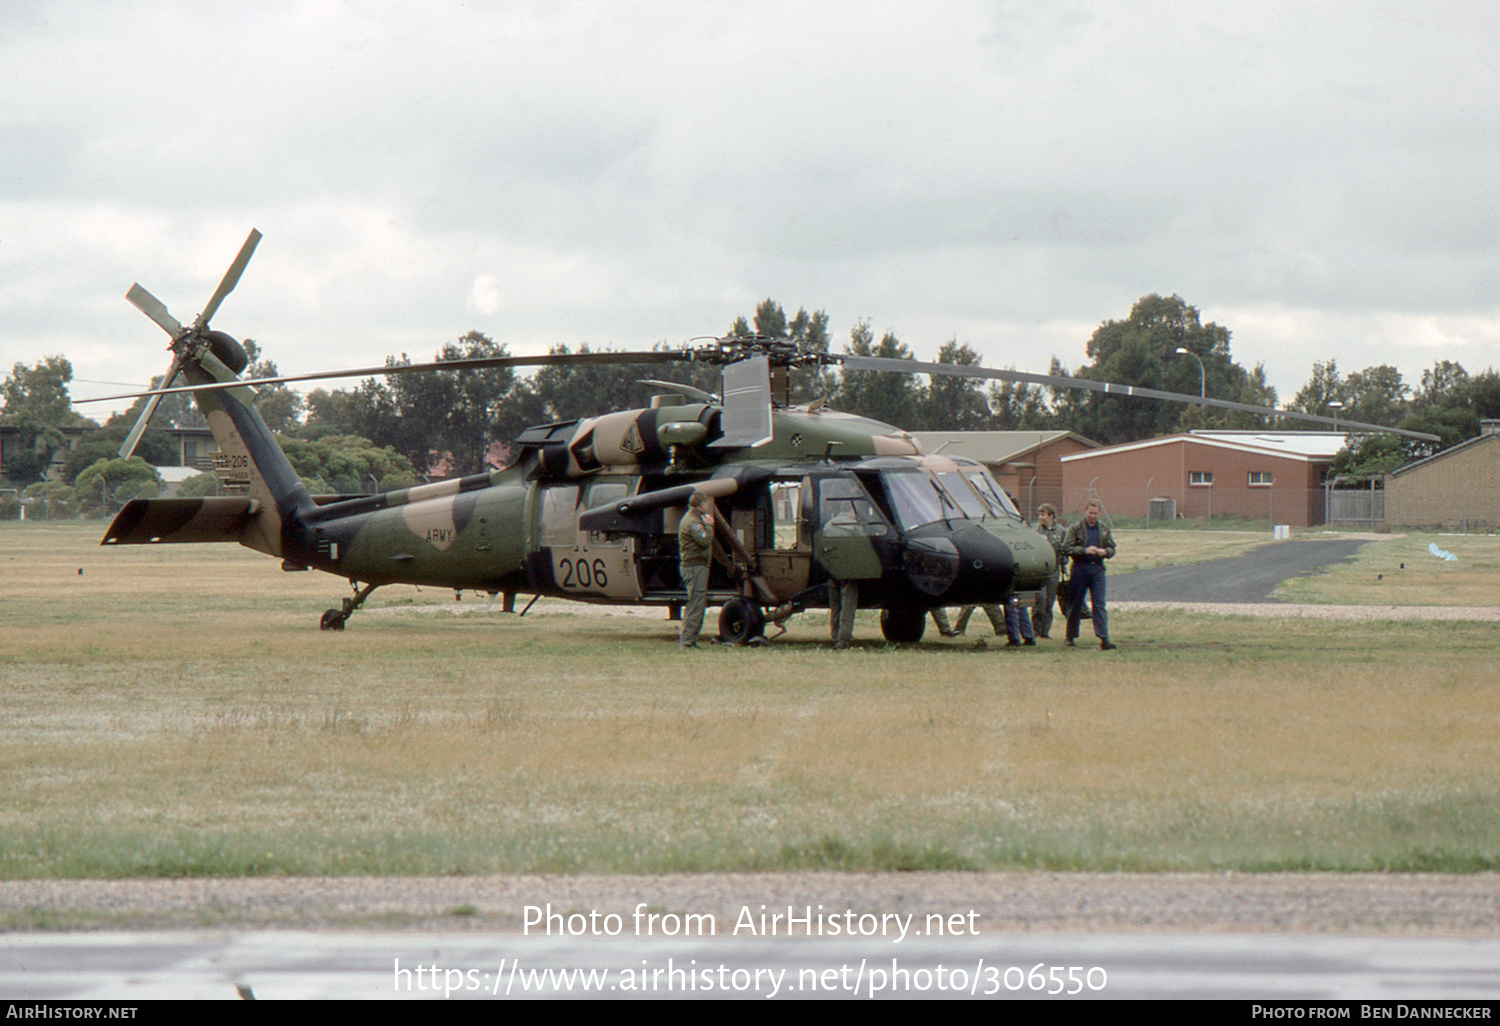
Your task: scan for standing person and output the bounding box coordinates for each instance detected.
[828,579,858,650]
[1004,596,1036,647]
[930,607,960,638]
[1033,503,1067,639]
[677,491,714,650]
[1063,499,1117,650]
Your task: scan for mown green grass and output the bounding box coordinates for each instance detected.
[3,522,1499,876]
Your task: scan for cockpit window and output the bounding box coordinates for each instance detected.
[817,478,889,537]
[881,470,952,530]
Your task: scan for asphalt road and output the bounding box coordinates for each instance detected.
[1107,538,1372,604]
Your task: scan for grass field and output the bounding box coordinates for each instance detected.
[3,521,1499,878]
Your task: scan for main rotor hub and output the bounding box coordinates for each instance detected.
[686,335,835,369]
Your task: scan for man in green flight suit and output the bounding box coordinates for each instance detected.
[678,490,715,650]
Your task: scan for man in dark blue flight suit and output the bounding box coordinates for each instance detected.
[1063,499,1117,650]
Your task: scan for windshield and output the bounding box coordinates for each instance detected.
[962,470,1021,518]
[935,471,995,519]
[881,470,957,530]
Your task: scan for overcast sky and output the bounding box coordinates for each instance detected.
[4,0,1498,420]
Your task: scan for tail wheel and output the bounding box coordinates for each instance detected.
[718,596,765,645]
[880,607,925,644]
[320,609,346,631]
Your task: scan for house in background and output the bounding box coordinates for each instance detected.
[165,426,219,471]
[0,424,91,485]
[1384,420,1500,530]
[1059,431,1346,527]
[1,424,218,489]
[909,430,1100,520]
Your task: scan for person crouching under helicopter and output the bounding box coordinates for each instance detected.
[953,601,1034,646]
[951,604,1005,638]
[677,491,714,650]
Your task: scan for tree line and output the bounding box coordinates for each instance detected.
[6,294,1499,514]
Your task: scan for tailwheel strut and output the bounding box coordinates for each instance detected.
[320,581,379,631]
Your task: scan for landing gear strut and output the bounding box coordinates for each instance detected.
[320,581,379,631]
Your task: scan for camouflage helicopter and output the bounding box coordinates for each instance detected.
[96,230,1437,644]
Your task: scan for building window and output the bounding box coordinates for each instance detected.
[1249,471,1273,486]
[1189,471,1213,486]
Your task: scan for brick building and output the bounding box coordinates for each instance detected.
[1384,421,1500,530]
[1059,431,1345,527]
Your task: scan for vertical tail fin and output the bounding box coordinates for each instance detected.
[181,340,313,558]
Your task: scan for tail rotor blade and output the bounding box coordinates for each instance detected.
[195,228,262,329]
[126,284,184,337]
[118,357,183,459]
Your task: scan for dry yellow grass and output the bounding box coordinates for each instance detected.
[3,522,1499,875]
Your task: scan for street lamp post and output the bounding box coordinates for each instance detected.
[1328,400,1345,433]
[1175,347,1205,400]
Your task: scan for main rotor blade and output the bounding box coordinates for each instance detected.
[76,349,695,405]
[118,356,182,459]
[841,355,1441,443]
[195,228,262,329]
[125,284,184,337]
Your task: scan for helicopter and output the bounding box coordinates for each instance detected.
[94,230,1438,645]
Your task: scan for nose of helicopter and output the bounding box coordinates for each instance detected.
[905,524,1029,605]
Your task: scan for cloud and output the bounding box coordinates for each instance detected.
[4,0,1499,420]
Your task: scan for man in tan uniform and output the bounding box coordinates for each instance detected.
[678,491,714,650]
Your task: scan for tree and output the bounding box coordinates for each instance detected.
[2,356,83,427]
[1067,294,1238,444]
[1328,434,1409,477]
[73,457,161,516]
[110,361,207,432]
[1396,405,1478,459]
[277,435,419,493]
[2,356,90,483]
[728,299,834,399]
[833,321,920,427]
[22,481,78,519]
[909,339,992,431]
[61,427,174,484]
[1340,365,1409,429]
[242,340,305,434]
[1289,359,1346,415]
[1225,363,1280,430]
[337,332,520,476]
[987,375,1052,430]
[1466,369,1500,422]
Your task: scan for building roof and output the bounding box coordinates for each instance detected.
[1387,428,1500,478]
[909,430,1098,463]
[1060,430,1346,464]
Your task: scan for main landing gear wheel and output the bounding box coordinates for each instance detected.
[880,607,926,644]
[718,596,766,645]
[320,609,347,631]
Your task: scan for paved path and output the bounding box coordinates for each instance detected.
[1109,539,1371,604]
